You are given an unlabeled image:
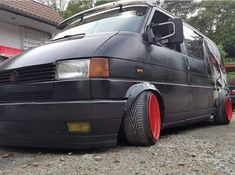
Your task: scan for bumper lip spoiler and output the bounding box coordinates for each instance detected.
[0,99,126,149]
[0,133,118,149]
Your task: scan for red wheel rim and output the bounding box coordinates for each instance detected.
[225,97,233,122]
[148,94,161,140]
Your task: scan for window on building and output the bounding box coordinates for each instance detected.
[22,27,51,50]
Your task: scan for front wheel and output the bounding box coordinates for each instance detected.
[123,91,161,146]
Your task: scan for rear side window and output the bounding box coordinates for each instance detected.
[183,25,204,60]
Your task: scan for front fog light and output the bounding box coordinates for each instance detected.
[56,59,90,80]
[66,122,91,133]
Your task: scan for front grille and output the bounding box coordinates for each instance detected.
[0,63,55,86]
[0,91,53,103]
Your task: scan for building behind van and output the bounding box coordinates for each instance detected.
[0,0,63,61]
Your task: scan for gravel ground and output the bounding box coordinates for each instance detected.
[0,117,234,175]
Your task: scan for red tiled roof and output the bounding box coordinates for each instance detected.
[0,0,64,26]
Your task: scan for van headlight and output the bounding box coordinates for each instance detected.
[56,58,109,80]
[56,59,90,80]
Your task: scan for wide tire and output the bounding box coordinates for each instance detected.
[215,92,233,125]
[123,91,161,146]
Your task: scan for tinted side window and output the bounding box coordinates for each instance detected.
[183,25,204,59]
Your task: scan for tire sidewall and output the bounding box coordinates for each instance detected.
[215,91,231,124]
[123,91,162,146]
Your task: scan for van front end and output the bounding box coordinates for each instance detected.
[0,58,126,149]
[0,1,155,148]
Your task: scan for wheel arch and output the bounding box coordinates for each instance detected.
[215,89,233,124]
[124,82,165,120]
[216,90,229,106]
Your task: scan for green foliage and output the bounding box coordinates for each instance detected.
[60,0,92,18]
[38,0,67,12]
[161,0,199,21]
[162,0,235,59]
[60,0,109,19]
[218,44,228,60]
[95,0,111,6]
[218,43,233,64]
[227,71,235,80]
[187,1,235,58]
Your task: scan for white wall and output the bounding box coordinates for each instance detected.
[22,27,50,50]
[0,20,51,51]
[0,21,22,49]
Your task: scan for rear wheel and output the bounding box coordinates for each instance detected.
[123,91,161,146]
[215,92,233,125]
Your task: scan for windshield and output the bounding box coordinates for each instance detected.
[53,6,148,40]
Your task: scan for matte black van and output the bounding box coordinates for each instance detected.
[0,0,232,149]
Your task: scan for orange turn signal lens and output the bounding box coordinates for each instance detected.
[89,58,109,78]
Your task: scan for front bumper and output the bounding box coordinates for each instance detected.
[0,100,126,149]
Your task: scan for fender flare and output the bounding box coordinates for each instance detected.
[124,82,165,116]
[216,89,228,107]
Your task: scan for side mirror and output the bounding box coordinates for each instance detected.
[168,18,183,44]
[143,18,184,44]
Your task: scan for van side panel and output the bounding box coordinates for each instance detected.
[187,56,214,114]
[149,45,190,123]
[95,32,191,124]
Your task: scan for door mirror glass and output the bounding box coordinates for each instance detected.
[153,21,176,42]
[143,18,183,44]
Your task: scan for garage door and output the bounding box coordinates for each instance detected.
[22,27,51,50]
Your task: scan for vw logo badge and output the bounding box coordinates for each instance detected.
[10,71,18,83]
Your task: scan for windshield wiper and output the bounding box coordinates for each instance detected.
[52,33,86,41]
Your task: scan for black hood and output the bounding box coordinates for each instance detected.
[0,32,117,71]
